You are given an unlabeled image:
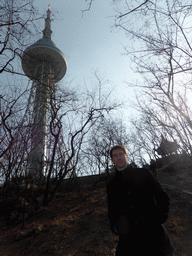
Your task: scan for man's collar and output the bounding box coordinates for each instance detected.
[115,164,133,173]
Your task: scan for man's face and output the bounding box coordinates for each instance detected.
[111,148,128,171]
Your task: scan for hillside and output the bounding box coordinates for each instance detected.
[1,166,192,256]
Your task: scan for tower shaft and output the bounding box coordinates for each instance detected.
[28,62,50,177]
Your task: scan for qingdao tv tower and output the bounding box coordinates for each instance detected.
[22,6,67,178]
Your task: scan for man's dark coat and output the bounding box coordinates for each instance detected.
[107,165,173,255]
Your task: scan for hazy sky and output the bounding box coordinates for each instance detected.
[33,0,136,117]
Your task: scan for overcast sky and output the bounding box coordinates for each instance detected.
[32,0,136,118]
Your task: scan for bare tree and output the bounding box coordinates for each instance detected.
[80,116,130,178]
[0,0,41,166]
[0,73,119,226]
[0,0,41,75]
[42,77,120,205]
[0,2,43,209]
[114,0,192,158]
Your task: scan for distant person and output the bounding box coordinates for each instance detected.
[107,145,174,255]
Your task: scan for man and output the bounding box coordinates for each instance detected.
[107,145,174,256]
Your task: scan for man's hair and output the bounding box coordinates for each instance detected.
[110,145,128,159]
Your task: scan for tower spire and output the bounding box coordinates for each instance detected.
[43,5,52,39]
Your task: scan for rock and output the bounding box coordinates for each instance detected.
[37,224,44,231]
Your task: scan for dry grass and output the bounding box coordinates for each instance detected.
[1,175,192,256]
